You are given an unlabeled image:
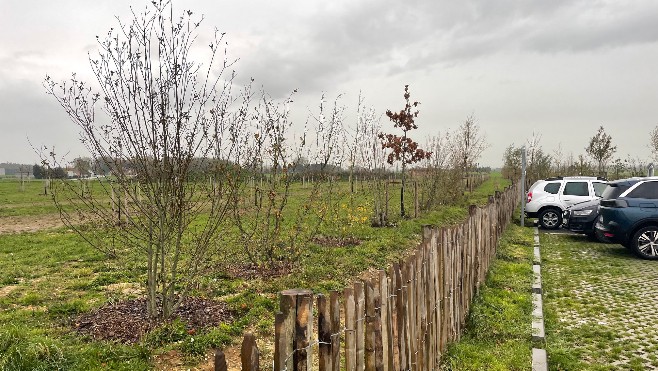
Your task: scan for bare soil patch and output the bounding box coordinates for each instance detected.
[0,285,17,297]
[0,214,65,234]
[74,297,232,343]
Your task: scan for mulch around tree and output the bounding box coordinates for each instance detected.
[73,297,232,343]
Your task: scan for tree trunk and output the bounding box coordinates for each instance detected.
[401,162,406,218]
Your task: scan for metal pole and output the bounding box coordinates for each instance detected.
[520,146,527,226]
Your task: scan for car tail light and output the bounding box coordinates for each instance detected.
[601,199,628,208]
[527,192,532,203]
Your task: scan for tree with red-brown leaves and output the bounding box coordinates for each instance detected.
[379,85,432,218]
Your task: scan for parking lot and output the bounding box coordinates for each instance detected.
[540,230,658,370]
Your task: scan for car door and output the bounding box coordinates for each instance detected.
[560,181,591,208]
[625,181,658,214]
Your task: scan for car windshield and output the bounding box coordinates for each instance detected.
[601,184,630,200]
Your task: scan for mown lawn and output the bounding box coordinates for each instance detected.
[0,174,511,369]
[439,213,534,371]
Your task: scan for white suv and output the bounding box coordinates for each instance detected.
[525,176,607,229]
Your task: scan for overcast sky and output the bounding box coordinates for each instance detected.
[1,0,658,167]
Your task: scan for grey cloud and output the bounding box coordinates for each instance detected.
[0,76,86,162]
[236,0,658,99]
[523,5,658,53]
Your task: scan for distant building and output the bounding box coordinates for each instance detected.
[0,168,5,176]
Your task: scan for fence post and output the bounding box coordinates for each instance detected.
[392,263,405,370]
[365,281,376,370]
[372,276,384,371]
[318,294,332,371]
[330,291,340,371]
[379,270,394,371]
[276,295,293,371]
[275,289,313,371]
[355,281,366,371]
[214,349,227,371]
[344,287,356,371]
[241,333,259,371]
[295,293,313,371]
[406,255,417,369]
[318,292,340,371]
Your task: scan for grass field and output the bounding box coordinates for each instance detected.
[0,174,511,369]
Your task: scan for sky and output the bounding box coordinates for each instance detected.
[1,0,658,168]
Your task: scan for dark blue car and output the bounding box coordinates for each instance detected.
[596,177,658,259]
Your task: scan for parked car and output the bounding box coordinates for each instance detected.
[562,199,607,241]
[526,176,607,229]
[595,177,658,259]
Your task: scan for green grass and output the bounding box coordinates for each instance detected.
[439,212,533,371]
[0,179,60,216]
[542,232,658,370]
[0,173,512,369]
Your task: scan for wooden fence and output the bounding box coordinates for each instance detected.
[216,182,519,371]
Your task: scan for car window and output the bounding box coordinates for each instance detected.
[626,182,658,199]
[593,182,607,197]
[543,183,560,194]
[601,184,630,200]
[563,182,589,196]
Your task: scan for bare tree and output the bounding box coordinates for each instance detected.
[43,1,242,319]
[228,91,335,269]
[552,143,564,176]
[501,144,522,180]
[422,132,460,209]
[649,125,658,163]
[72,157,92,178]
[449,114,488,190]
[345,92,369,194]
[577,154,594,176]
[586,125,616,176]
[626,155,648,177]
[354,102,388,225]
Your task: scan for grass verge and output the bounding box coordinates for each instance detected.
[439,212,534,371]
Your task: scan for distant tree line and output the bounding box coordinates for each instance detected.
[503,125,651,184]
[32,164,67,179]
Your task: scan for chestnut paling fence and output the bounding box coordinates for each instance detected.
[216,182,519,371]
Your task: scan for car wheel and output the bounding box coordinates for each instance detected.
[539,208,562,230]
[631,226,658,260]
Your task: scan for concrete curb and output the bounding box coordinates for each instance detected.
[532,227,548,371]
